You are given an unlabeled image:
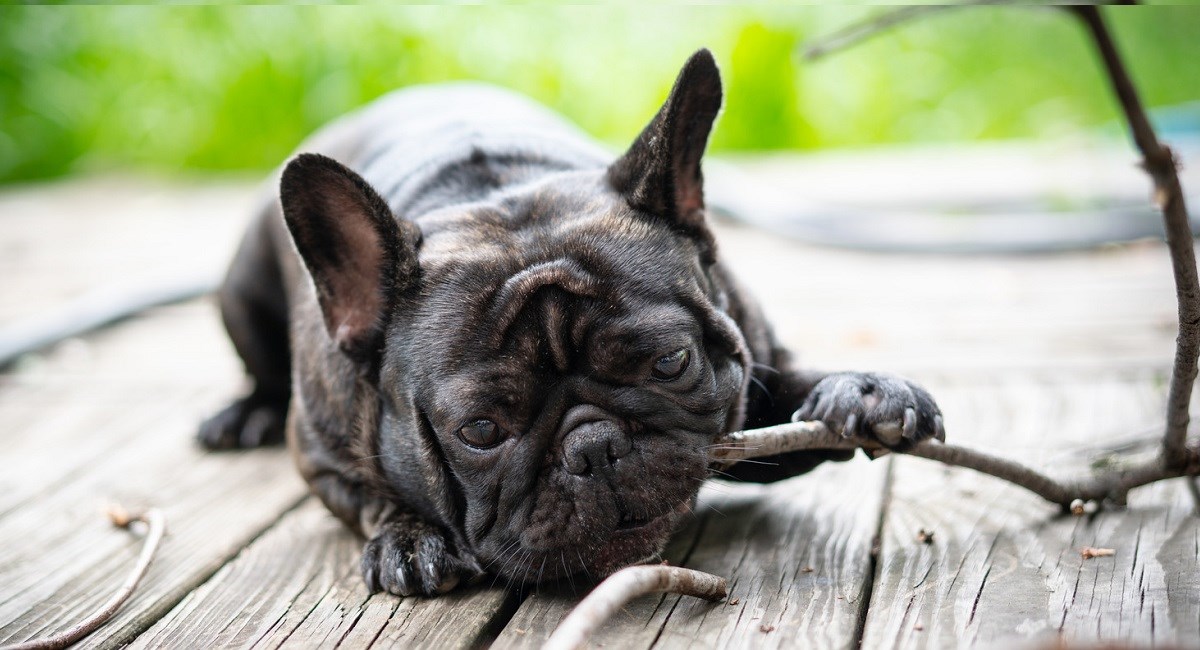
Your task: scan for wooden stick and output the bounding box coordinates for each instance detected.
[0,506,166,650]
[1071,6,1199,473]
[710,421,1199,508]
[541,566,727,650]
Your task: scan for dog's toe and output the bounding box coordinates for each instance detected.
[197,394,286,451]
[362,522,472,597]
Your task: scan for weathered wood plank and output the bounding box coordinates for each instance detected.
[860,373,1200,649]
[130,500,520,649]
[493,455,888,649]
[714,219,1181,374]
[0,304,248,516]
[0,177,250,324]
[0,303,310,649]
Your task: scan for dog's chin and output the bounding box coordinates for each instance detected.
[488,499,694,584]
[585,499,694,577]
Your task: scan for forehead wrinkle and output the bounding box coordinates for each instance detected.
[485,258,611,350]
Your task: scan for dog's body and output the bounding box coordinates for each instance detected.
[201,50,943,596]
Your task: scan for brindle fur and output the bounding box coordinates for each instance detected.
[199,50,942,596]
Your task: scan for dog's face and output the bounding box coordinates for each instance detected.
[281,50,746,581]
[383,171,749,580]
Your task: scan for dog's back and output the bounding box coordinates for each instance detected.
[300,83,611,218]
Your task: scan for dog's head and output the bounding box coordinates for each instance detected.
[280,50,749,581]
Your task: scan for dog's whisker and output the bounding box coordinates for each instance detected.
[483,538,521,570]
[748,375,773,405]
[560,550,577,595]
[750,362,780,375]
[699,502,728,518]
[704,467,740,481]
[718,458,780,466]
[575,550,591,581]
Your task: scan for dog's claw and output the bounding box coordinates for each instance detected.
[902,407,918,441]
[197,393,286,450]
[362,521,475,597]
[842,412,859,438]
[793,372,944,450]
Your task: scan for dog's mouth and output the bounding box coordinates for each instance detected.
[614,501,684,533]
[616,510,655,532]
[581,499,692,577]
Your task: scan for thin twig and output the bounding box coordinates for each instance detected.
[802,1,1133,61]
[1072,6,1199,473]
[0,506,166,650]
[542,566,727,650]
[801,1,1043,61]
[710,421,1200,509]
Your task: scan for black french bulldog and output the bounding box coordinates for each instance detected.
[199,49,943,596]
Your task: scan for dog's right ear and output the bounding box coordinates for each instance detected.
[607,49,722,255]
[280,153,420,362]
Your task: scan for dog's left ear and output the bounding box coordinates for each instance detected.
[280,153,421,362]
[608,48,722,247]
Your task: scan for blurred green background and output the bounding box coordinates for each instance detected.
[1,5,1198,184]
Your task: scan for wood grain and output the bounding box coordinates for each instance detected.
[0,304,310,649]
[860,374,1200,649]
[130,500,520,649]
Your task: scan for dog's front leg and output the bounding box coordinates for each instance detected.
[293,422,481,596]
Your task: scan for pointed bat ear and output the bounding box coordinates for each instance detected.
[607,49,723,250]
[280,153,420,362]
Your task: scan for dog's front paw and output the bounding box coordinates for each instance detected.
[197,393,286,450]
[361,520,477,597]
[793,372,944,448]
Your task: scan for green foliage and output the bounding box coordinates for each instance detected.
[1,6,1198,183]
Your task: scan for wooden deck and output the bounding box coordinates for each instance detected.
[2,148,1199,649]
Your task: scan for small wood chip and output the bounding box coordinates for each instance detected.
[916,528,934,545]
[728,598,739,606]
[800,566,814,573]
[759,624,775,633]
[1081,546,1116,559]
[1069,499,1086,516]
[106,502,133,528]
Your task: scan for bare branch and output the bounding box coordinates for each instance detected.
[802,5,964,61]
[0,506,166,650]
[542,566,727,650]
[710,421,1200,509]
[802,1,1135,61]
[708,420,849,461]
[1072,6,1199,471]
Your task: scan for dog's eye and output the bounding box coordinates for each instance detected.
[458,419,502,448]
[651,348,690,381]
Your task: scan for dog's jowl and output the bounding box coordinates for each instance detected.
[200,49,944,596]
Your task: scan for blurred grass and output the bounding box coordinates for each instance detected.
[1,5,1199,183]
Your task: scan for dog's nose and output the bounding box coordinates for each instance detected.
[562,419,632,476]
